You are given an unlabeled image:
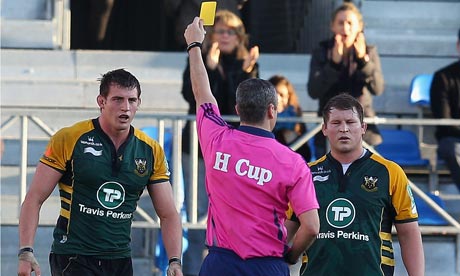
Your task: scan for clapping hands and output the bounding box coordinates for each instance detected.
[243,46,259,73]
[207,43,259,74]
[332,32,367,64]
[206,42,220,70]
[353,32,366,58]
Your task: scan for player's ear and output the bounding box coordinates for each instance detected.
[361,122,367,135]
[322,123,327,135]
[97,95,105,108]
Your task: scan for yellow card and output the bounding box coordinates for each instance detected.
[200,1,217,26]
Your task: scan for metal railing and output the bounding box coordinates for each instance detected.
[2,107,460,271]
[2,108,460,232]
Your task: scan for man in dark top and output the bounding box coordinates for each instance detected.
[430,28,460,191]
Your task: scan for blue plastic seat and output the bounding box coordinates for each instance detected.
[375,129,430,167]
[409,74,434,107]
[414,193,448,226]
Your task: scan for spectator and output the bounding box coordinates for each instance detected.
[430,28,460,192]
[286,93,425,276]
[17,69,183,276]
[70,0,114,49]
[104,0,167,51]
[184,17,319,275]
[180,9,259,276]
[307,2,384,159]
[269,75,312,162]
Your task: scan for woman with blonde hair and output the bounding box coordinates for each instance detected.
[182,9,259,118]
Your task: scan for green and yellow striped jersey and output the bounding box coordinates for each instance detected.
[40,119,170,258]
[288,150,418,275]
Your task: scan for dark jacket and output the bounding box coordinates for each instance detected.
[430,60,460,141]
[308,38,385,118]
[181,52,259,154]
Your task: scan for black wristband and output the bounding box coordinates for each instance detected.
[168,257,181,266]
[283,250,297,265]
[18,247,34,256]
[356,54,370,69]
[186,42,202,53]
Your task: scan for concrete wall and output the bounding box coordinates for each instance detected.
[1,49,457,116]
[362,1,460,57]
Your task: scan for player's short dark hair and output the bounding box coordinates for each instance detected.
[322,93,364,124]
[99,68,141,98]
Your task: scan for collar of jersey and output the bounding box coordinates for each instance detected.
[237,125,275,139]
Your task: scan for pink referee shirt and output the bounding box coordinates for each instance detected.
[197,103,318,259]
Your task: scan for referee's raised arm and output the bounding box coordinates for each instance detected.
[184,17,217,111]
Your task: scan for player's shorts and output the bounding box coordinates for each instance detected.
[199,246,289,276]
[49,253,133,276]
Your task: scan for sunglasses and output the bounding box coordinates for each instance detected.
[213,29,237,36]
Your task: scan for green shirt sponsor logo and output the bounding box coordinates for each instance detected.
[326,198,355,228]
[97,182,125,209]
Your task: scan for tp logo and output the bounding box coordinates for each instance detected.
[326,198,355,228]
[97,182,125,209]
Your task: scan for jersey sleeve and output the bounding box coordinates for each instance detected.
[388,162,419,223]
[287,160,319,218]
[148,138,171,184]
[196,103,229,156]
[134,128,171,184]
[40,126,80,173]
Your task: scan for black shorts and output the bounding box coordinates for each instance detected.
[49,253,133,276]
